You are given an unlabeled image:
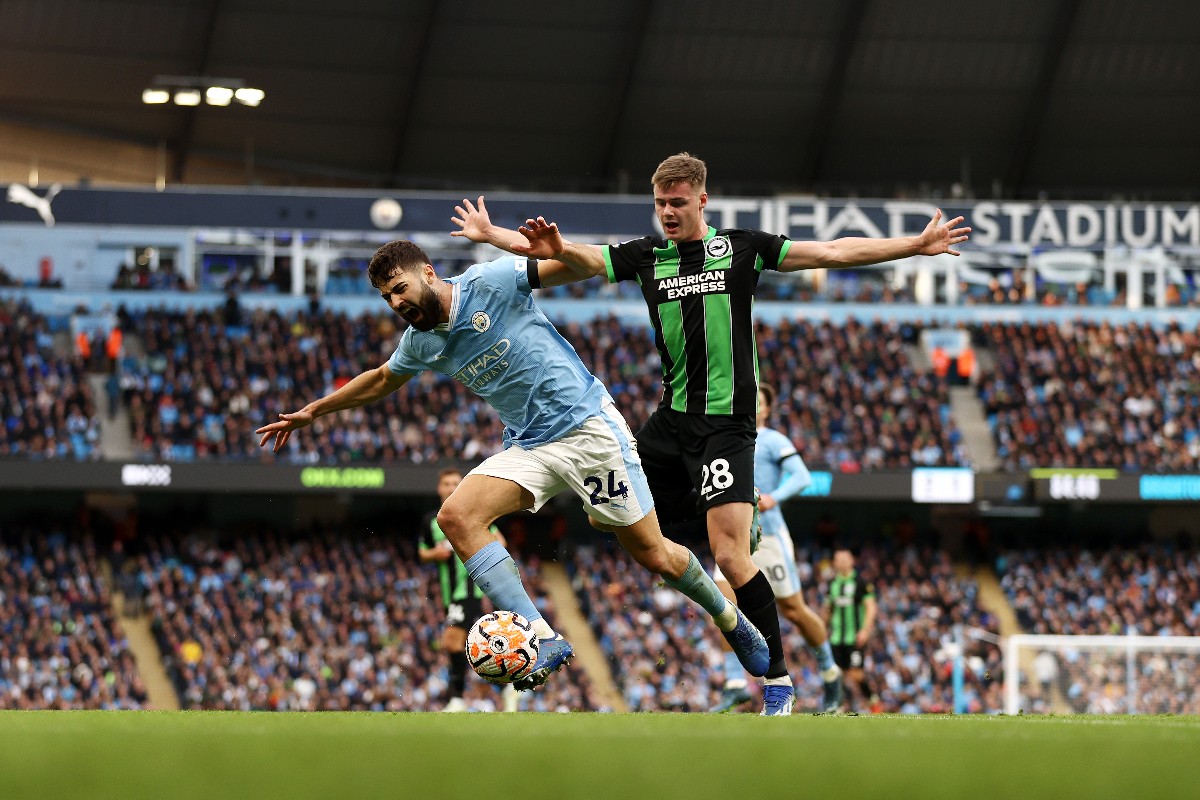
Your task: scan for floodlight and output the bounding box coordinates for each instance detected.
[205,86,234,106]
[234,88,265,107]
[174,89,202,106]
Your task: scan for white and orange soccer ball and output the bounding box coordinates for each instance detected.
[465,611,540,684]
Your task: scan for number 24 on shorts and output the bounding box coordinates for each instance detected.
[584,470,629,505]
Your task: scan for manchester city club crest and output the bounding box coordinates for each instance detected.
[471,311,491,333]
[705,236,731,259]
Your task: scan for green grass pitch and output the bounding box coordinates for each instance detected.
[2,711,1198,800]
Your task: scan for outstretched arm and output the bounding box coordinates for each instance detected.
[255,364,410,452]
[779,209,971,273]
[451,196,606,287]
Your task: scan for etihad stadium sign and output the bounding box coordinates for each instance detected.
[3,184,1197,251]
[704,198,1200,250]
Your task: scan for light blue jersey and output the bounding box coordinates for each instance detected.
[387,256,611,449]
[755,427,812,537]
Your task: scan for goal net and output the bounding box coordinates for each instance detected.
[1004,634,1200,715]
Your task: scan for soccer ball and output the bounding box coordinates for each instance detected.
[466,611,540,684]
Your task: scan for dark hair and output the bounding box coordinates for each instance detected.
[368,240,432,287]
[758,383,777,412]
[437,467,463,480]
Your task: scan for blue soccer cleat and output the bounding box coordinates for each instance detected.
[722,608,770,677]
[760,684,795,716]
[512,634,573,691]
[708,681,753,713]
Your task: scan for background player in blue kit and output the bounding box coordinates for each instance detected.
[255,239,769,691]
[711,384,844,713]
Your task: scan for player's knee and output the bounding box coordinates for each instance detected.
[436,504,468,542]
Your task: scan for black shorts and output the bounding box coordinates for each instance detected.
[636,407,756,525]
[445,595,483,629]
[832,644,864,670]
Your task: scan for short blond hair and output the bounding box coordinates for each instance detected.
[651,152,706,193]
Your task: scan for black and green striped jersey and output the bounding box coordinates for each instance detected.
[603,226,791,415]
[419,513,497,606]
[826,570,876,647]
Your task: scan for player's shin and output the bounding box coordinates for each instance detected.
[734,570,789,680]
[463,541,554,639]
[662,550,738,630]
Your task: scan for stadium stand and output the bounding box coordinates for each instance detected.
[0,299,101,460]
[978,321,1200,470]
[756,318,968,470]
[0,525,147,709]
[570,541,1002,714]
[816,546,1004,714]
[114,305,965,470]
[998,546,1200,714]
[139,525,596,712]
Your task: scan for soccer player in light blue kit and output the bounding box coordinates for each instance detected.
[711,384,844,713]
[256,239,769,691]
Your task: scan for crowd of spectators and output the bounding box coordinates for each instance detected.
[569,541,1002,714]
[0,299,102,460]
[118,305,509,463]
[0,526,148,709]
[139,525,596,712]
[999,545,1200,714]
[818,546,1003,714]
[978,321,1200,470]
[757,318,967,469]
[115,305,965,470]
[570,545,727,712]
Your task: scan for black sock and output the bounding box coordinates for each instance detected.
[449,650,468,697]
[733,570,788,679]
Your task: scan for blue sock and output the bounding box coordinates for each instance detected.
[661,551,731,620]
[810,640,835,672]
[723,651,744,685]
[463,541,542,623]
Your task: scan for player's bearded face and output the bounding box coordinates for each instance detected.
[379,268,442,331]
[404,279,442,331]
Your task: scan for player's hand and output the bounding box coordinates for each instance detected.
[855,629,870,648]
[450,196,494,243]
[255,410,314,452]
[513,216,566,259]
[758,493,778,512]
[915,209,971,256]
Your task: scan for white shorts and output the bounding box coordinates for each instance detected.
[468,400,654,528]
[712,524,803,599]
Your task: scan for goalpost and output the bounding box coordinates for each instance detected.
[1004,634,1200,715]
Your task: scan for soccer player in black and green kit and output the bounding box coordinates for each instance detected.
[452,153,968,714]
[418,467,515,712]
[824,548,877,712]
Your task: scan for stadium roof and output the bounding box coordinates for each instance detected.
[2,0,1198,198]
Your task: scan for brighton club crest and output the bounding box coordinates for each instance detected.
[705,236,731,260]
